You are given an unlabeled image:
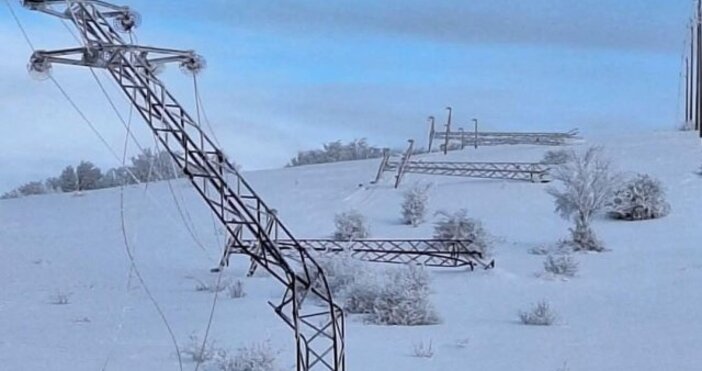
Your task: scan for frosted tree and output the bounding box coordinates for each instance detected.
[401,183,430,227]
[608,174,670,220]
[58,166,78,192]
[76,161,103,191]
[333,210,370,240]
[546,147,617,252]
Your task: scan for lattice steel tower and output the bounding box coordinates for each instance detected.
[22,1,345,370]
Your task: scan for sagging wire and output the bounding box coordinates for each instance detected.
[7,1,184,368]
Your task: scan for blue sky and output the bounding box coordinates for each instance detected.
[0,0,694,192]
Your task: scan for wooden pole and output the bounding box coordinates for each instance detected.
[444,106,452,155]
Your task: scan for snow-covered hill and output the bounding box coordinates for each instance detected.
[2,131,702,371]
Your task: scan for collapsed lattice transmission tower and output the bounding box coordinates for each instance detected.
[22,1,344,370]
[375,140,551,188]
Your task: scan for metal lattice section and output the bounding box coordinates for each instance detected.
[374,141,551,188]
[428,119,579,151]
[24,1,344,370]
[218,239,495,275]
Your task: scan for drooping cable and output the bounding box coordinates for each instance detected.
[6,3,184,368]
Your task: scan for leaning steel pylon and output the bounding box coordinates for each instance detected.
[22,1,345,370]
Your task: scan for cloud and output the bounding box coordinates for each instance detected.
[144,0,688,53]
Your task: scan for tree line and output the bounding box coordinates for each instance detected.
[2,149,183,199]
[286,138,388,167]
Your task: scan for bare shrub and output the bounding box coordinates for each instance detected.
[182,334,217,364]
[608,174,670,221]
[333,210,369,240]
[543,255,579,277]
[401,183,430,227]
[367,265,440,326]
[519,301,557,326]
[541,149,573,165]
[213,341,278,371]
[546,147,617,252]
[50,290,72,305]
[228,280,246,299]
[434,209,490,256]
[411,340,434,358]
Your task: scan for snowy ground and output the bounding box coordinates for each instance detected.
[2,131,702,371]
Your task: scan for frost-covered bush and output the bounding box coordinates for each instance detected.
[546,147,617,252]
[608,174,670,221]
[318,254,439,325]
[314,251,365,295]
[433,209,490,255]
[411,340,434,358]
[212,342,278,371]
[194,278,228,293]
[50,290,72,305]
[367,265,440,326]
[333,210,370,240]
[183,334,217,364]
[342,269,384,314]
[519,301,557,326]
[540,149,573,165]
[228,280,246,299]
[543,255,578,277]
[401,184,430,226]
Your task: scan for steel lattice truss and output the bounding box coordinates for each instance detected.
[23,1,344,370]
[374,141,551,188]
[219,239,495,275]
[428,122,579,151]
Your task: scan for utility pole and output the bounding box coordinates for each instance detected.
[472,118,479,149]
[427,116,435,152]
[444,106,452,155]
[689,23,695,126]
[697,0,702,136]
[686,57,690,127]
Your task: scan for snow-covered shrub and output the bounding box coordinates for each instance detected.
[540,149,573,165]
[519,301,557,326]
[194,278,228,293]
[433,209,490,255]
[314,251,369,297]
[543,255,579,277]
[212,341,278,371]
[546,147,617,252]
[333,210,370,240]
[182,334,217,364]
[401,184,430,226]
[317,255,439,324]
[341,269,384,314]
[367,265,440,326]
[608,174,670,221]
[411,340,434,358]
[228,280,246,299]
